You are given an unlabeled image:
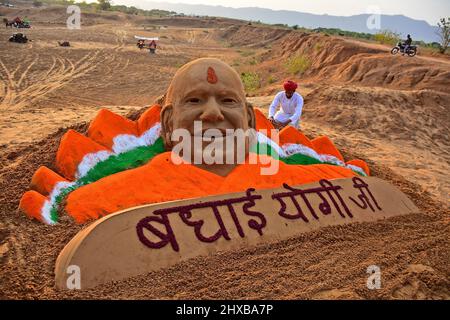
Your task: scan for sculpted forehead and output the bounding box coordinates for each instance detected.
[166,58,245,103]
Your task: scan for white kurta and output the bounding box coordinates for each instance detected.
[268,91,304,128]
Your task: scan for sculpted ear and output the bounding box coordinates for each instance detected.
[155,93,166,106]
[246,102,256,129]
[160,104,174,150]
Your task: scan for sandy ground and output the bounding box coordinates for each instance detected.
[0,23,240,149]
[0,6,449,299]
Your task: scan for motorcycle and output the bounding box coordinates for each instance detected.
[391,42,417,57]
[9,33,28,43]
[58,41,71,47]
[16,22,31,28]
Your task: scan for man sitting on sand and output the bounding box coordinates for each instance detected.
[268,80,304,129]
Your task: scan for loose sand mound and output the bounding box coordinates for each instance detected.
[0,107,449,299]
[304,86,450,146]
[300,85,450,201]
[320,54,450,93]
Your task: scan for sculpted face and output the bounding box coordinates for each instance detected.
[161,58,256,176]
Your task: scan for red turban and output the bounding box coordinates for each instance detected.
[283,80,298,91]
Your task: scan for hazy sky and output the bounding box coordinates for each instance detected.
[117,0,449,25]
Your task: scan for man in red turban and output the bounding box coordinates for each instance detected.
[268,80,303,129]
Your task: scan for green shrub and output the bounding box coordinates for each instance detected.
[312,27,373,40]
[97,0,111,11]
[314,42,323,52]
[284,54,311,75]
[373,30,401,45]
[239,50,255,57]
[37,0,174,16]
[241,72,261,92]
[174,61,186,68]
[267,75,277,84]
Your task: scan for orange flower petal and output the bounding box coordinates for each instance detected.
[30,166,69,196]
[88,109,138,149]
[19,191,46,222]
[311,136,344,161]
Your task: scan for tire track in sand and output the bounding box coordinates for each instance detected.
[0,51,101,109]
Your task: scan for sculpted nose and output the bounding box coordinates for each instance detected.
[199,98,225,122]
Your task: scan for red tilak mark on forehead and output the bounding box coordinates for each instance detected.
[207,67,218,84]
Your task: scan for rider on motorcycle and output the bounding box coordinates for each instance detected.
[403,34,412,55]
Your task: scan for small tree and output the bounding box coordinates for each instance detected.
[97,0,111,11]
[436,17,450,54]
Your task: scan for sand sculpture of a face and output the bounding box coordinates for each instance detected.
[161,58,256,176]
[18,57,375,229]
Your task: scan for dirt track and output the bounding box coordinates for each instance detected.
[0,6,449,299]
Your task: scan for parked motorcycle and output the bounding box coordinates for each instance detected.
[16,21,31,28]
[391,42,417,57]
[9,33,28,43]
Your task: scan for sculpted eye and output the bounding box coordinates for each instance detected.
[186,97,201,104]
[222,98,236,104]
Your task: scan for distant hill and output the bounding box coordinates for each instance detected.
[125,0,440,43]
